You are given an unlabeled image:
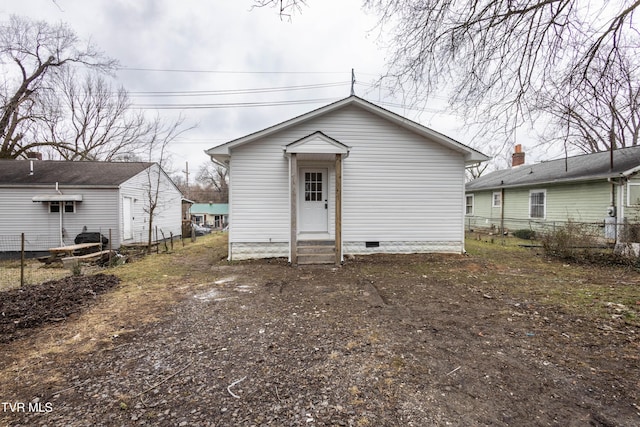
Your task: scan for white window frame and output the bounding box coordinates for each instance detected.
[492,191,502,208]
[49,201,76,213]
[529,189,546,219]
[465,194,474,215]
[627,182,640,206]
[64,201,76,213]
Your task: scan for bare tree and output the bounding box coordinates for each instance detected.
[251,0,307,19]
[141,116,194,252]
[537,49,640,154]
[255,1,640,162]
[361,1,638,122]
[0,15,115,159]
[38,68,155,160]
[196,162,229,203]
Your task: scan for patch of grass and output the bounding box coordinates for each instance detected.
[464,238,639,325]
[0,233,229,392]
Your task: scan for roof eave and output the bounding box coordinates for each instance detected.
[206,96,489,162]
[466,175,619,191]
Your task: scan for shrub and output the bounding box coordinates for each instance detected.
[541,221,598,260]
[513,229,536,240]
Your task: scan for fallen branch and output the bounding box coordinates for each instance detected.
[227,376,247,399]
[446,366,461,376]
[133,361,193,399]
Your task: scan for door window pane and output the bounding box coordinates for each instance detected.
[305,172,322,202]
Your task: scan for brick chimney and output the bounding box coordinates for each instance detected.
[512,144,525,167]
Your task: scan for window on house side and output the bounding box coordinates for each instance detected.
[529,190,546,218]
[49,201,60,213]
[492,192,501,208]
[64,201,75,213]
[627,183,640,206]
[465,194,474,215]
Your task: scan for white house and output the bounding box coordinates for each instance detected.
[0,160,183,252]
[206,96,488,264]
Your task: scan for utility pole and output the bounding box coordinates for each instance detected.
[183,161,190,198]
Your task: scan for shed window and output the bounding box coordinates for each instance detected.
[465,194,474,215]
[49,201,75,213]
[492,191,502,208]
[529,190,546,219]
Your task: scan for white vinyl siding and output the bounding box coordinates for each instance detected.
[229,140,291,243]
[228,105,467,256]
[119,164,183,244]
[340,107,464,243]
[0,187,119,251]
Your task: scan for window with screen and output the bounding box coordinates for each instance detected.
[465,194,474,215]
[529,190,546,218]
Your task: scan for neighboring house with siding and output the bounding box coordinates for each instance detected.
[206,95,489,264]
[0,160,183,252]
[190,203,228,229]
[465,145,640,241]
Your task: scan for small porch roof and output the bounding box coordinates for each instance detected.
[283,131,350,159]
[32,194,83,202]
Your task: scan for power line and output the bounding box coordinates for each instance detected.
[117,66,348,75]
[128,81,349,97]
[132,97,339,110]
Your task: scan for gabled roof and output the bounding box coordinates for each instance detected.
[0,160,154,187]
[206,95,489,164]
[285,131,350,156]
[466,146,640,191]
[190,203,229,215]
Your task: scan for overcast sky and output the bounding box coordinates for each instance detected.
[1,0,516,177]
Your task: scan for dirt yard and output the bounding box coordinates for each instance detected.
[0,235,639,426]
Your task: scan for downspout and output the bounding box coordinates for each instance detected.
[608,177,625,243]
[56,182,63,246]
[500,187,505,235]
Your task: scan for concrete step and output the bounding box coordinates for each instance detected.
[297,253,336,265]
[296,240,336,264]
[297,240,334,247]
[297,245,335,255]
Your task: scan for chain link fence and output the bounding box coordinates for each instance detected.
[1,226,197,290]
[0,234,74,290]
[465,216,629,241]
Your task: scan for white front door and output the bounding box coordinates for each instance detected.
[299,168,328,233]
[123,196,133,240]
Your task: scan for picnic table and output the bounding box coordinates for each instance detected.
[48,242,102,257]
